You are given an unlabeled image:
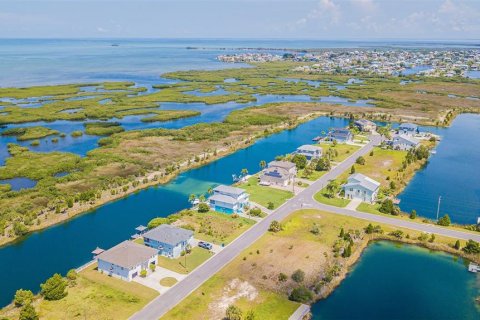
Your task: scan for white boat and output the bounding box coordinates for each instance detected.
[468,263,480,273]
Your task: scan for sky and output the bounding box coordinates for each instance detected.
[0,0,479,40]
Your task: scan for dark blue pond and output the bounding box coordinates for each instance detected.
[0,116,350,307]
[311,241,480,320]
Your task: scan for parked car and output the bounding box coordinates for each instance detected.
[198,241,213,250]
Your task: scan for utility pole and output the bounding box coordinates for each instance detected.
[436,196,442,221]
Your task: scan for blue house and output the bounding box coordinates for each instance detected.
[209,185,249,214]
[327,128,353,142]
[143,224,194,259]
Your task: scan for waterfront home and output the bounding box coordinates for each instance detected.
[342,173,380,203]
[398,123,419,135]
[209,185,249,214]
[96,241,158,281]
[294,145,323,160]
[143,224,194,259]
[260,161,296,187]
[326,128,353,143]
[354,119,377,132]
[390,134,420,150]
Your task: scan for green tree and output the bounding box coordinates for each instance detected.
[325,180,339,198]
[289,286,313,303]
[14,289,34,307]
[454,240,461,250]
[13,222,29,236]
[198,194,206,203]
[241,168,249,177]
[40,273,67,301]
[268,220,282,233]
[66,269,77,281]
[379,199,399,215]
[267,201,274,210]
[259,160,267,170]
[342,243,352,258]
[409,210,417,219]
[291,269,305,283]
[350,165,356,174]
[198,203,210,213]
[225,305,243,320]
[437,214,451,226]
[292,154,307,169]
[463,240,480,254]
[188,194,196,204]
[19,304,38,320]
[355,156,365,165]
[339,228,345,238]
[315,157,331,171]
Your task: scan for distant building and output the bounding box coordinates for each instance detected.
[260,161,296,187]
[209,185,249,214]
[294,145,323,160]
[327,128,353,142]
[143,224,194,259]
[96,241,158,281]
[398,123,419,135]
[342,173,380,203]
[354,119,377,132]
[390,134,420,150]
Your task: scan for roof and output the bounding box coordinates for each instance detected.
[328,128,352,139]
[344,173,380,192]
[143,224,193,246]
[355,119,376,126]
[97,241,157,269]
[268,160,296,170]
[263,167,289,179]
[399,122,418,130]
[393,134,420,145]
[92,247,105,255]
[135,225,147,232]
[296,145,322,152]
[213,184,245,196]
[209,193,237,204]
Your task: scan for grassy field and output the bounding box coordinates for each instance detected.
[1,126,59,141]
[157,247,213,274]
[314,189,350,207]
[238,176,293,209]
[316,142,361,162]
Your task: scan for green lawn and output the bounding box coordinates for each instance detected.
[314,190,350,208]
[157,247,213,274]
[238,176,293,209]
[357,202,382,214]
[315,142,361,162]
[297,168,327,181]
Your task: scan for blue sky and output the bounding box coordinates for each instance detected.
[1,0,479,39]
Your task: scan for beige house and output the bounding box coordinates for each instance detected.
[259,161,297,187]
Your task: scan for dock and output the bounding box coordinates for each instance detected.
[468,263,480,273]
[289,304,311,320]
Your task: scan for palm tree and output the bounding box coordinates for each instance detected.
[325,180,339,198]
[241,168,248,177]
[259,160,267,170]
[188,194,196,204]
[207,187,213,195]
[199,194,206,203]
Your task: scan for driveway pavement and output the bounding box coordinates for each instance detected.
[133,267,186,294]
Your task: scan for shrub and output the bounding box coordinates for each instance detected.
[66,269,77,281]
[268,220,282,233]
[388,230,404,239]
[291,269,305,283]
[315,157,331,171]
[40,273,67,301]
[147,217,169,229]
[140,269,147,278]
[19,304,38,320]
[149,264,156,272]
[350,165,356,174]
[310,223,320,235]
[463,240,480,254]
[14,289,34,307]
[437,214,451,226]
[225,305,242,320]
[364,224,383,234]
[249,208,263,217]
[355,156,365,165]
[342,244,352,257]
[278,273,288,282]
[409,210,417,219]
[292,154,307,169]
[379,199,399,215]
[267,202,274,210]
[198,203,210,213]
[289,286,313,303]
[454,240,461,250]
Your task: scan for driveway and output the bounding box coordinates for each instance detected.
[345,198,362,210]
[133,267,186,294]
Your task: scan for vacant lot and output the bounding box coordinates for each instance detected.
[157,247,213,274]
[238,176,293,209]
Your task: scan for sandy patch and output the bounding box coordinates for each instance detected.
[208,279,258,319]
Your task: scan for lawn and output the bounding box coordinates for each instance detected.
[314,189,350,208]
[357,202,382,215]
[315,142,361,162]
[297,168,327,181]
[160,277,178,287]
[33,264,158,320]
[238,176,293,209]
[157,247,213,274]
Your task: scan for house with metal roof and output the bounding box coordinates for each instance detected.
[354,119,377,132]
[143,224,194,259]
[259,161,297,187]
[390,134,420,150]
[209,185,249,214]
[342,173,380,203]
[96,241,158,281]
[294,145,323,160]
[326,128,353,142]
[398,123,419,135]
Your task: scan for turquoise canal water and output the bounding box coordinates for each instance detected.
[311,241,480,320]
[0,116,350,307]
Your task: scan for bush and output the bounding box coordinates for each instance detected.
[289,286,313,303]
[198,203,210,213]
[437,214,451,226]
[454,240,461,250]
[147,217,169,229]
[409,210,417,219]
[19,304,38,320]
[291,269,305,283]
[355,156,365,165]
[140,269,147,278]
[278,273,288,282]
[463,240,480,254]
[225,305,242,320]
[379,199,399,215]
[268,220,282,233]
[267,202,274,210]
[388,230,404,239]
[350,165,356,174]
[14,289,34,307]
[315,157,331,171]
[149,264,156,272]
[66,269,77,281]
[310,223,320,235]
[249,208,263,217]
[40,273,67,301]
[364,224,383,234]
[292,154,307,169]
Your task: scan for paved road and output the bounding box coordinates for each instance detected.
[131,135,480,319]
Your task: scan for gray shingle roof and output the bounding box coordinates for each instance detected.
[213,185,245,196]
[97,240,157,269]
[209,193,236,204]
[143,224,193,246]
[344,173,380,192]
[268,160,296,170]
[393,134,420,145]
[296,145,322,152]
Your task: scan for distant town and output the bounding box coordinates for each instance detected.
[218,49,480,78]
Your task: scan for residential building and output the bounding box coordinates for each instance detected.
[259,161,296,186]
[354,119,377,132]
[143,224,194,259]
[342,173,380,203]
[294,145,323,160]
[209,185,249,214]
[398,123,418,135]
[327,128,353,142]
[390,134,420,150]
[96,241,158,281]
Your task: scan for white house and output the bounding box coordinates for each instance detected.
[209,185,249,214]
[96,241,158,281]
[294,145,323,160]
[260,161,296,187]
[354,119,377,132]
[342,173,380,203]
[390,134,420,150]
[143,224,194,259]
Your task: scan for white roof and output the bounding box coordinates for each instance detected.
[209,193,237,204]
[344,173,380,192]
[268,160,296,170]
[213,185,245,196]
[296,145,322,152]
[393,134,420,145]
[143,224,193,246]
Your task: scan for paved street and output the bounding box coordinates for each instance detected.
[131,134,480,319]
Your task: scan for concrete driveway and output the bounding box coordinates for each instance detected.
[345,198,362,210]
[133,266,186,294]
